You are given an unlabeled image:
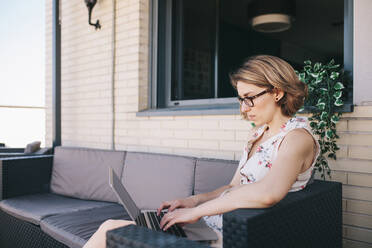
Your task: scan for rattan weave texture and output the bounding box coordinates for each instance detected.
[0,209,68,248]
[107,225,209,248]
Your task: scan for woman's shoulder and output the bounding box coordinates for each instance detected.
[280,128,315,154]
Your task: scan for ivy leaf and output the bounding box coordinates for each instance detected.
[304,60,311,65]
[314,77,323,84]
[318,121,326,128]
[328,152,336,159]
[330,72,340,80]
[334,98,343,106]
[314,62,321,72]
[310,121,317,128]
[320,88,328,93]
[320,131,325,138]
[321,111,328,121]
[316,102,326,110]
[299,72,306,82]
[304,65,312,72]
[308,86,314,92]
[333,91,342,99]
[326,130,334,139]
[310,72,319,78]
[329,64,340,69]
[334,82,344,90]
[331,115,340,124]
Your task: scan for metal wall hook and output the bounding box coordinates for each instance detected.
[85,0,101,30]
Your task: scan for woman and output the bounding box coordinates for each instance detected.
[83,55,319,248]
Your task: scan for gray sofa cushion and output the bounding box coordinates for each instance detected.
[194,158,238,195]
[0,193,115,225]
[24,141,41,154]
[50,147,125,202]
[122,152,196,210]
[41,204,130,248]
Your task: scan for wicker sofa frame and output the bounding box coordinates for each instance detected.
[0,154,342,248]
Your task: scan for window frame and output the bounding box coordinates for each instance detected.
[142,0,353,116]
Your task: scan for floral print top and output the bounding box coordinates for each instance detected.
[238,116,320,192]
[203,117,320,238]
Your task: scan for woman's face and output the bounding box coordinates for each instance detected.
[236,81,280,126]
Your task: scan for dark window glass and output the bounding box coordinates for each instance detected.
[171,0,216,101]
[164,0,345,103]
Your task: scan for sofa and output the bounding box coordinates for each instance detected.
[0,141,52,158]
[0,146,342,248]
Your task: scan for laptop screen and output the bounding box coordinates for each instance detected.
[109,167,141,221]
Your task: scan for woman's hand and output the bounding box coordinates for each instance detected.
[157,196,198,216]
[159,208,201,231]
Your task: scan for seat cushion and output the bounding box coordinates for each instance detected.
[0,193,115,225]
[122,152,196,209]
[194,158,238,195]
[41,204,130,248]
[50,146,126,202]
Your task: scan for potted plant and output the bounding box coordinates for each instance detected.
[297,59,346,179]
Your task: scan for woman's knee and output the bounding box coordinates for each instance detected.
[99,219,118,231]
[99,219,135,232]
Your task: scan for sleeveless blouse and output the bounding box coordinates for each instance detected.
[239,116,320,192]
[203,116,320,239]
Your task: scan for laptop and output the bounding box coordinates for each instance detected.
[108,167,218,241]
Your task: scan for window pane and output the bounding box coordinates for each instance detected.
[171,0,216,101]
[165,0,345,102]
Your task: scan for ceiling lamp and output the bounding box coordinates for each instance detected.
[248,0,295,33]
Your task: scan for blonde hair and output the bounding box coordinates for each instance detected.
[230,55,308,119]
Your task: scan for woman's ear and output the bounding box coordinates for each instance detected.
[274,89,285,102]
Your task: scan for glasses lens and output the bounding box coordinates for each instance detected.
[245,99,254,107]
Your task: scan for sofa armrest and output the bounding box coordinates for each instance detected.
[223,180,342,248]
[0,155,54,200]
[106,225,208,248]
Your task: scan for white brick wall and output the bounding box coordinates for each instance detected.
[45,1,372,246]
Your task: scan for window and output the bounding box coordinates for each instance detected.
[150,0,352,110]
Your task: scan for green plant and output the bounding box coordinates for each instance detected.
[297,59,345,180]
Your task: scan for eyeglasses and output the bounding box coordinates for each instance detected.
[237,88,272,107]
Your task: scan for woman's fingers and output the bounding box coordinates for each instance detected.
[159,212,171,229]
[163,218,177,231]
[157,201,171,215]
[158,200,184,215]
[168,200,181,212]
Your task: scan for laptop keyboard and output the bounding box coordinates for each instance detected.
[136,211,186,237]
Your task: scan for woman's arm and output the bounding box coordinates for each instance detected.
[194,129,314,216]
[160,129,314,230]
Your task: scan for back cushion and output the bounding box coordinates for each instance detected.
[50,147,125,202]
[122,152,195,210]
[194,158,239,195]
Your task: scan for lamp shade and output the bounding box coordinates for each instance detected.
[252,13,291,33]
[248,0,295,33]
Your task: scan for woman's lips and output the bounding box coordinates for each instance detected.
[248,115,255,120]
